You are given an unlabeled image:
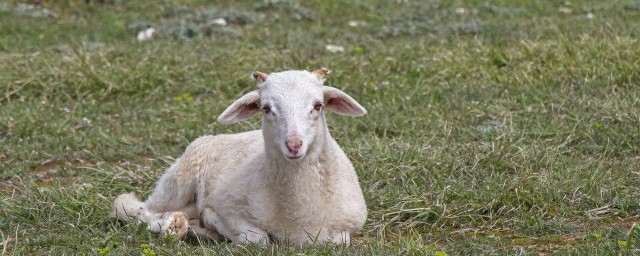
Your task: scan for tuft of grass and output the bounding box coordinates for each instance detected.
[1,0,640,254]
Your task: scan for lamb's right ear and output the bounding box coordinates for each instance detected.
[217,90,260,124]
[323,86,367,116]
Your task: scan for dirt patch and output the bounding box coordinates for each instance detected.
[31,157,60,173]
[0,155,12,164]
[596,217,639,230]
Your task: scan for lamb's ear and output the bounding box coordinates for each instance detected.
[217,90,260,124]
[322,86,367,116]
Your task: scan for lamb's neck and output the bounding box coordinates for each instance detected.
[265,151,334,212]
[264,122,334,194]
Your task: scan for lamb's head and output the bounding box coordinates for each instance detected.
[218,68,367,160]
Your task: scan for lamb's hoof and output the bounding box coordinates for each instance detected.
[160,211,189,239]
[188,219,223,241]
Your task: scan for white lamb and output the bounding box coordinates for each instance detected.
[111,68,368,246]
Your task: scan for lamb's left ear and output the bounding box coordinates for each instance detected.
[322,86,367,116]
[217,90,260,124]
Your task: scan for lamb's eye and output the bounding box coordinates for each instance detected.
[262,105,271,114]
[313,103,323,111]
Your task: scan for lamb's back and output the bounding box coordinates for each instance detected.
[175,130,264,188]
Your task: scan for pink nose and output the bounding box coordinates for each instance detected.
[286,135,303,154]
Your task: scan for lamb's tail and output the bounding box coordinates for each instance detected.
[111,192,148,222]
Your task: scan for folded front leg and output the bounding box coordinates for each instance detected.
[146,211,189,239]
[200,207,269,245]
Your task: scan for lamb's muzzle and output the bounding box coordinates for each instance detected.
[285,134,303,155]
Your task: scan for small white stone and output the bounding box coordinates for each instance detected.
[137,30,147,41]
[325,44,344,53]
[586,13,594,19]
[558,7,572,14]
[348,20,366,27]
[454,8,467,14]
[211,18,227,26]
[137,27,155,41]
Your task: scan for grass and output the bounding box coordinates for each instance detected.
[1,0,640,254]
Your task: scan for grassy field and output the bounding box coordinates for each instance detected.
[1,0,640,254]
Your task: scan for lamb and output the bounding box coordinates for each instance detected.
[111,68,368,246]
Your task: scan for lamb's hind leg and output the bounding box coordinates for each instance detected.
[111,192,189,238]
[144,160,199,238]
[113,160,196,239]
[145,160,196,213]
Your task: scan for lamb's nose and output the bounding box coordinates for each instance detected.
[286,135,303,154]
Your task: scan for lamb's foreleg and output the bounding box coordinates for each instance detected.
[200,207,269,245]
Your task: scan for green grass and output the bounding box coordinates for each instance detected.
[1,0,640,254]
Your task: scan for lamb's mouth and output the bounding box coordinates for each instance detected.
[286,154,303,160]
